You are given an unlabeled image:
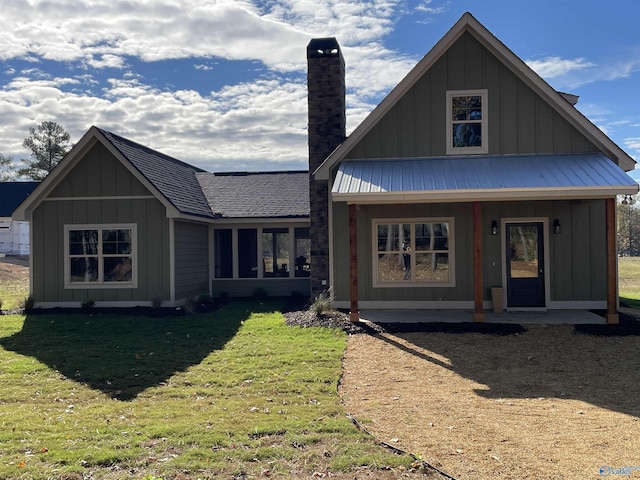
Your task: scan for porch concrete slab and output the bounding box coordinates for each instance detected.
[358,309,606,325]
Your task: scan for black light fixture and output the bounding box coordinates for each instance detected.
[491,220,498,235]
[553,218,561,234]
[622,195,636,206]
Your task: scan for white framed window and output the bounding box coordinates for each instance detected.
[446,90,488,155]
[373,218,454,287]
[64,224,137,288]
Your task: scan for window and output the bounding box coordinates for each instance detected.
[263,228,289,277]
[294,228,311,277]
[214,229,232,278]
[213,226,311,280]
[446,90,488,155]
[238,229,258,278]
[65,224,136,288]
[373,219,453,287]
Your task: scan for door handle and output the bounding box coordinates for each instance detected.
[539,267,543,274]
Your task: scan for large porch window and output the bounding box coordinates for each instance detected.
[213,226,310,279]
[373,219,454,287]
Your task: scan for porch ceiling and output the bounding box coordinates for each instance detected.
[332,153,639,204]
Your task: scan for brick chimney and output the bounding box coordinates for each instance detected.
[307,37,346,295]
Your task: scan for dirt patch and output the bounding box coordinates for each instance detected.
[336,314,640,480]
[0,255,29,283]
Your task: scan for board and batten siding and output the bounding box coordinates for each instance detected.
[344,32,598,160]
[332,202,473,304]
[174,221,210,301]
[31,142,171,304]
[332,199,607,305]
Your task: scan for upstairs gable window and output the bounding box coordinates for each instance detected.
[446,90,488,155]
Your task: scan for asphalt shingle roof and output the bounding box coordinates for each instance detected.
[197,171,309,218]
[1,182,39,217]
[99,128,215,219]
[98,128,309,220]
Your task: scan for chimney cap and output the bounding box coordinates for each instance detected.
[307,37,341,58]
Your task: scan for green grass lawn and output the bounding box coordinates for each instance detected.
[619,256,640,308]
[0,279,28,310]
[0,301,420,479]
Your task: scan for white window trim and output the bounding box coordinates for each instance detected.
[446,89,488,155]
[372,217,455,288]
[64,224,138,289]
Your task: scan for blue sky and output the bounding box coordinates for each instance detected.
[1,0,639,176]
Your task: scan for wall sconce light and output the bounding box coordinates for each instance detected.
[553,219,561,234]
[622,195,636,206]
[491,220,498,235]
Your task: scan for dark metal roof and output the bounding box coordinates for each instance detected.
[333,153,638,202]
[98,128,215,219]
[1,182,39,217]
[197,171,309,218]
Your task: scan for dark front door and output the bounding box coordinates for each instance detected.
[506,222,545,308]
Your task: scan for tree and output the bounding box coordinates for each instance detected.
[18,121,71,180]
[0,153,15,181]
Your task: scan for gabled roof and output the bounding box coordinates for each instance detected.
[13,126,310,223]
[197,171,309,218]
[97,128,214,219]
[0,182,39,217]
[332,153,638,203]
[314,12,636,180]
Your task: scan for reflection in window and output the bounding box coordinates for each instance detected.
[214,229,232,278]
[67,226,135,285]
[509,225,539,278]
[375,220,452,286]
[214,226,312,280]
[447,90,487,154]
[263,228,289,277]
[238,229,258,278]
[294,228,311,277]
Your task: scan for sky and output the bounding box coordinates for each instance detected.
[1,0,640,178]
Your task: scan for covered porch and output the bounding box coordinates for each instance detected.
[332,153,639,325]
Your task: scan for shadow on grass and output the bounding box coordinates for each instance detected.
[0,303,262,400]
[361,313,640,417]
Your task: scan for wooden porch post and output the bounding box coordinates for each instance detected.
[605,197,619,324]
[349,203,359,322]
[473,201,485,322]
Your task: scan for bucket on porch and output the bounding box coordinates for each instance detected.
[491,287,504,313]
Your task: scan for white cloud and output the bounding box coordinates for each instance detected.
[526,56,595,79]
[0,0,423,172]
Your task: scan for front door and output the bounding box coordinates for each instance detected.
[506,222,545,308]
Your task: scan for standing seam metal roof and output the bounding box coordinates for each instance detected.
[332,153,638,197]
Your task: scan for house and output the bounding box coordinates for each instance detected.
[308,13,638,324]
[0,182,38,255]
[12,128,310,307]
[13,12,638,322]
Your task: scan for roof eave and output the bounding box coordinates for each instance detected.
[333,185,639,204]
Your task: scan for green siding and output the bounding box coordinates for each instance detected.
[344,32,598,161]
[332,199,607,304]
[50,142,149,198]
[332,202,473,303]
[32,198,170,304]
[174,221,210,300]
[30,143,172,304]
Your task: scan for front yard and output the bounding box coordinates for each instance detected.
[0,303,427,479]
